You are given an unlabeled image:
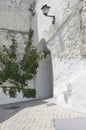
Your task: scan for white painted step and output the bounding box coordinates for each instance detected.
[55,118,86,130]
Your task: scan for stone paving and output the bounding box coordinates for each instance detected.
[0,98,86,130]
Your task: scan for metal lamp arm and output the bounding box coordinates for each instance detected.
[45,15,55,24]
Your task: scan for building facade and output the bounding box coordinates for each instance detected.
[0,0,86,114]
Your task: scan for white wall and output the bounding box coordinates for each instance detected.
[36,0,86,113]
[36,39,53,98]
[0,0,36,104]
[0,0,32,31]
[0,88,29,105]
[0,0,53,104]
[0,0,32,60]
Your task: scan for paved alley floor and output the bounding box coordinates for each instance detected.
[0,98,86,130]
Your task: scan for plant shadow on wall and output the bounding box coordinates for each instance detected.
[0,28,50,98]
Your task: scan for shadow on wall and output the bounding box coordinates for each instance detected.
[36,38,53,98]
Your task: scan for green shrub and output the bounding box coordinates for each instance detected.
[0,28,49,98]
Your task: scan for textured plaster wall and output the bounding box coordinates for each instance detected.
[0,0,53,104]
[37,0,86,113]
[0,0,33,61]
[0,0,36,104]
[0,0,32,31]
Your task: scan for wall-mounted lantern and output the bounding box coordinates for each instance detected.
[41,4,55,24]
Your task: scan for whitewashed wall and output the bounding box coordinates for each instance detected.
[0,0,53,104]
[0,0,32,55]
[36,0,86,113]
[36,39,53,98]
[0,0,35,104]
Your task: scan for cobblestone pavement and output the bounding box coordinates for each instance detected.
[0,98,86,130]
